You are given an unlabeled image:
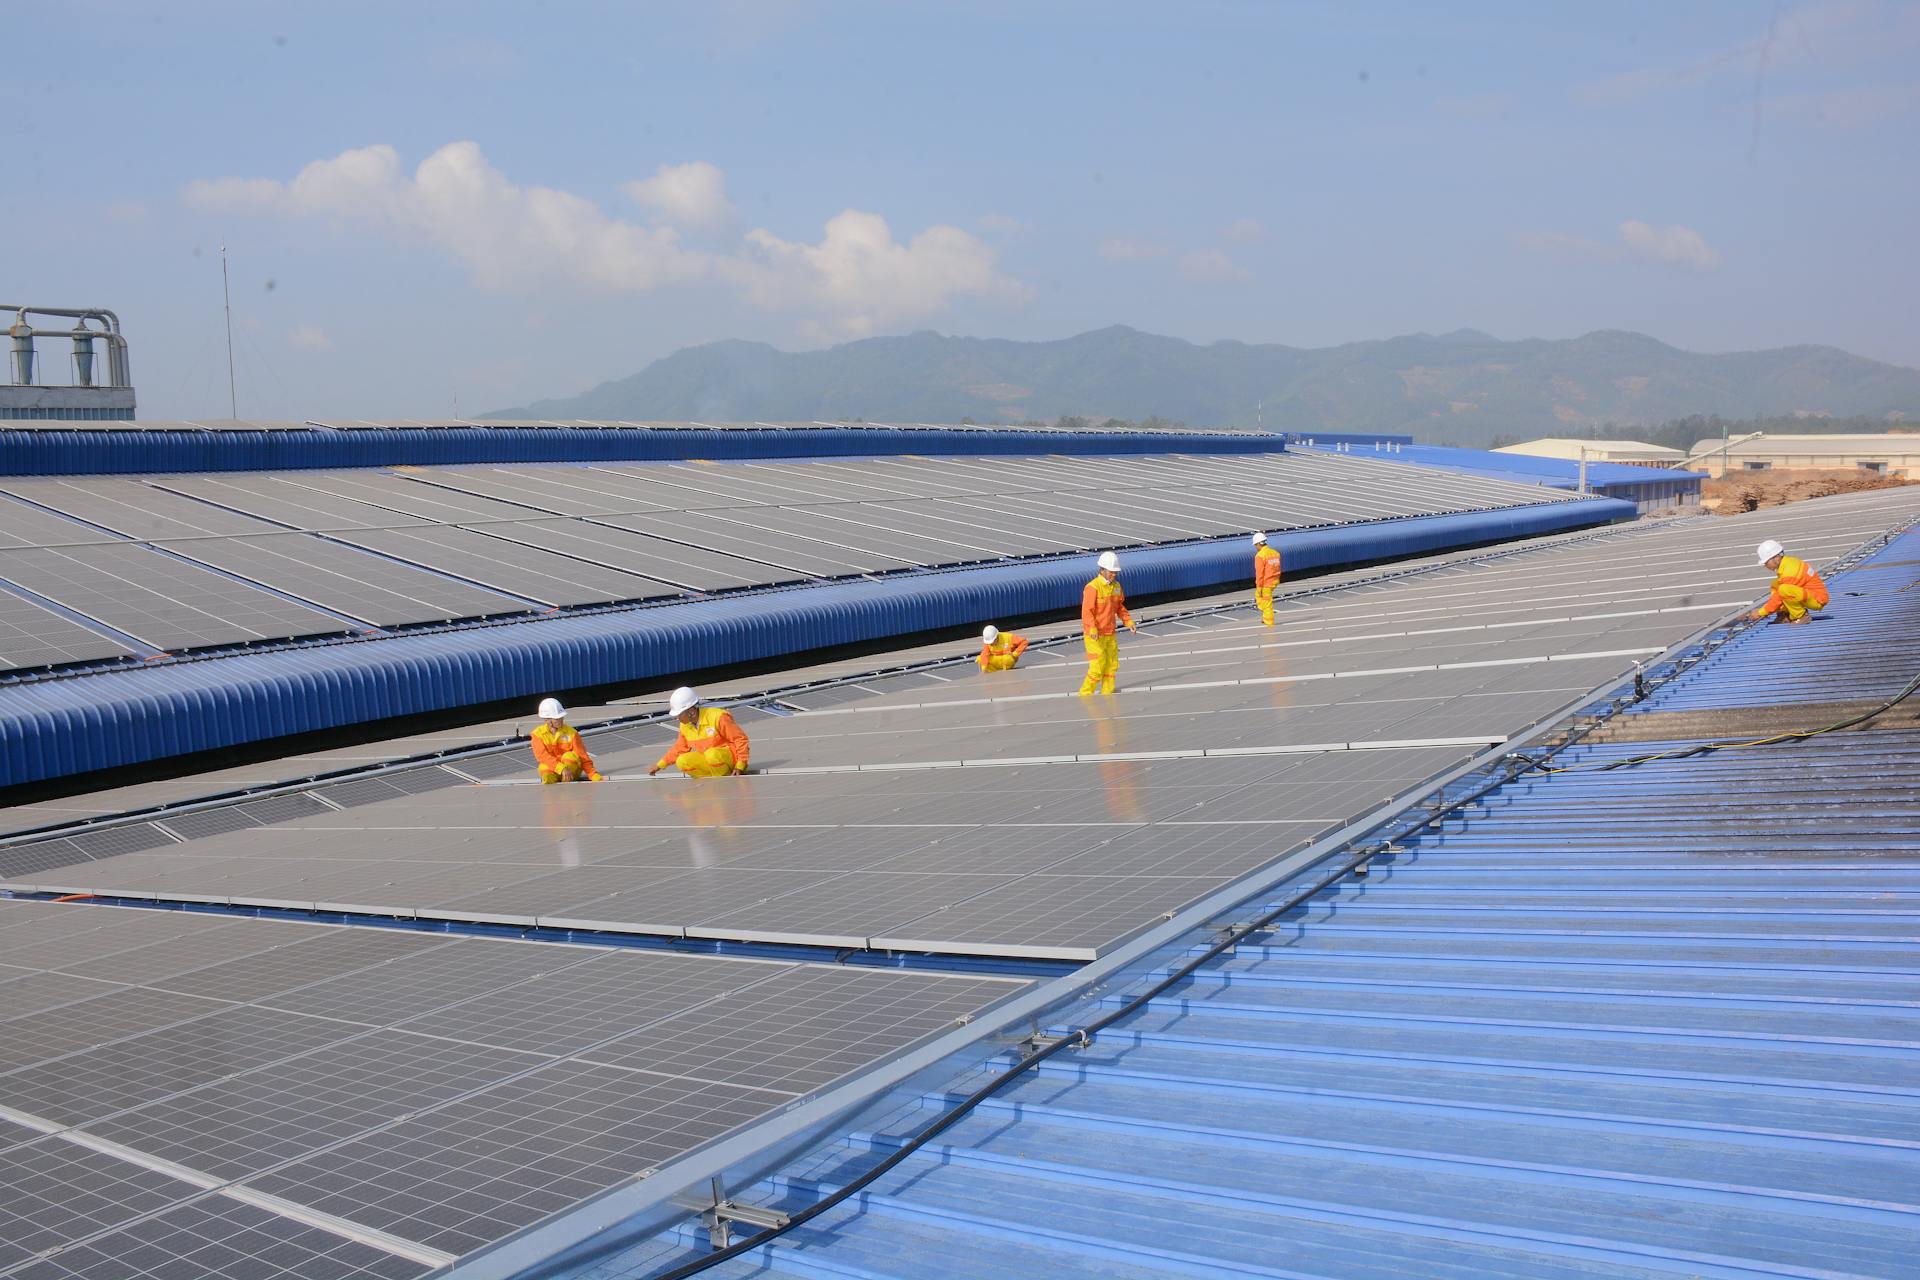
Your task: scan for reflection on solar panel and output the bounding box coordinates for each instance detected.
[465,519,793,590]
[0,585,133,669]
[1,478,280,540]
[0,543,351,651]
[153,474,429,531]
[0,496,115,549]
[0,899,1022,1275]
[330,525,676,607]
[156,533,529,626]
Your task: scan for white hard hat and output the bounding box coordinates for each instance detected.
[668,686,700,716]
[1755,539,1785,565]
[1097,551,1121,573]
[1251,531,1267,546]
[982,625,999,644]
[537,697,566,720]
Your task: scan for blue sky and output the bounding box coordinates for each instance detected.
[7,0,1917,419]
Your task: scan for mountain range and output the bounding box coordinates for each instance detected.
[487,326,1920,447]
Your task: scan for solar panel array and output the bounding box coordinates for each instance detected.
[0,899,1022,1276]
[0,449,1569,672]
[16,489,1913,964]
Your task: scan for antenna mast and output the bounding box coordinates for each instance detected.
[220,241,238,419]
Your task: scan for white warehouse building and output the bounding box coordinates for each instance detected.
[1689,432,1920,478]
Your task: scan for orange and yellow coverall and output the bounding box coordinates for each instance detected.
[1078,576,1135,696]
[655,706,752,777]
[978,632,1029,672]
[532,722,602,783]
[1254,544,1283,627]
[1753,555,1830,623]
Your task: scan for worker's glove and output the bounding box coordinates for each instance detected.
[588,772,604,782]
[646,765,662,777]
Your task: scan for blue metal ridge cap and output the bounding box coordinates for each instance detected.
[0,498,1625,785]
[1338,443,1702,496]
[0,425,1286,477]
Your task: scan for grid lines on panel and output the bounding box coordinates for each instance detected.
[241,1062,786,1257]
[4,1195,429,1279]
[580,966,1015,1095]
[0,1140,202,1272]
[0,543,350,650]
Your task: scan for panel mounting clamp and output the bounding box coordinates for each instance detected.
[696,1177,791,1250]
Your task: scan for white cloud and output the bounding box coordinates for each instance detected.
[1178,249,1252,283]
[287,323,333,352]
[1519,220,1721,273]
[185,142,1027,336]
[185,141,706,292]
[723,210,1032,339]
[1616,220,1722,271]
[623,161,735,227]
[1098,236,1170,262]
[1578,0,1920,106]
[1222,217,1266,245]
[977,211,1029,236]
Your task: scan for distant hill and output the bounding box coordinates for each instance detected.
[486,326,1920,447]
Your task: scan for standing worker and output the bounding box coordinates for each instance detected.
[648,686,751,777]
[978,624,1029,671]
[1252,531,1282,627]
[531,698,603,784]
[1079,551,1137,696]
[1750,539,1829,625]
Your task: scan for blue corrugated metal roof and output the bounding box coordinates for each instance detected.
[577,528,1920,1278]
[1313,442,1703,509]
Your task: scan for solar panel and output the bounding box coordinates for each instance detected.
[0,495,117,548]
[0,1141,204,1272]
[0,543,352,650]
[0,477,281,540]
[709,504,981,566]
[330,525,677,606]
[470,518,799,590]
[6,1197,430,1279]
[0,902,1024,1274]
[287,470,545,522]
[602,509,914,575]
[155,473,429,531]
[156,532,530,626]
[0,583,133,670]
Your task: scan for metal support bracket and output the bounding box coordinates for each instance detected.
[1020,1029,1089,1057]
[697,1177,790,1250]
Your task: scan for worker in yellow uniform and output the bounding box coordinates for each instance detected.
[530,698,603,783]
[648,686,751,777]
[1078,551,1137,696]
[977,625,1029,671]
[1750,539,1830,625]
[1252,531,1282,627]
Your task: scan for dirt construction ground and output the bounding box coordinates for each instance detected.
[1702,468,1917,514]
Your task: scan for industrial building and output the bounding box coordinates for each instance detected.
[1,306,136,422]
[0,419,1910,1280]
[1493,435,1688,466]
[1690,431,1920,478]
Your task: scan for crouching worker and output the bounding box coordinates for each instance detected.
[1750,539,1829,625]
[648,686,751,777]
[531,698,602,783]
[977,625,1028,671]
